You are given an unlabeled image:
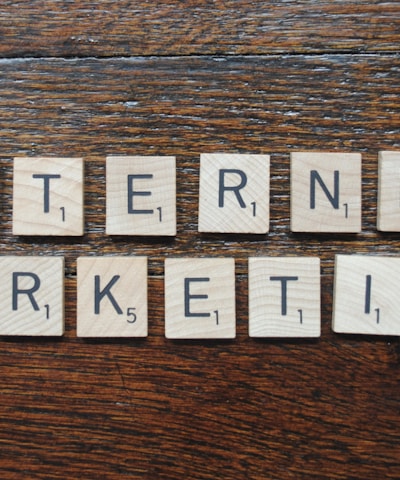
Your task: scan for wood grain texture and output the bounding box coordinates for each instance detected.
[0,5,399,479]
[0,1,399,57]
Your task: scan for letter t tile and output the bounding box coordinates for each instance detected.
[248,256,321,337]
[13,157,84,236]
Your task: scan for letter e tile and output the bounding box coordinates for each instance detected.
[165,257,236,339]
[0,256,64,336]
[290,152,361,232]
[106,156,176,236]
[377,151,400,231]
[248,257,320,337]
[77,256,148,337]
[13,157,84,236]
[333,255,400,335]
[198,154,270,233]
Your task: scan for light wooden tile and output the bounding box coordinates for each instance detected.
[249,257,320,337]
[0,256,64,336]
[377,151,400,231]
[198,153,270,233]
[77,256,148,337]
[290,152,361,232]
[165,257,236,339]
[333,254,400,335]
[106,156,176,236]
[13,157,84,236]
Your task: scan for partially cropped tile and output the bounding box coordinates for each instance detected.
[377,151,400,231]
[0,256,64,336]
[333,254,400,335]
[106,156,176,235]
[290,152,361,232]
[198,153,270,233]
[165,257,236,339]
[13,157,84,236]
[77,256,148,337]
[249,257,321,337]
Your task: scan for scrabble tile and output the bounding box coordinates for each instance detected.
[248,257,320,337]
[333,254,400,335]
[77,256,148,337]
[377,151,400,231]
[198,153,270,233]
[0,256,64,336]
[106,156,176,236]
[13,157,84,236]
[290,152,361,232]
[165,257,235,339]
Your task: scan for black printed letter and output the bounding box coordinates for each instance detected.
[219,169,247,208]
[32,174,61,213]
[270,276,299,316]
[94,275,123,315]
[310,170,339,209]
[12,272,41,311]
[184,277,211,318]
[127,174,154,215]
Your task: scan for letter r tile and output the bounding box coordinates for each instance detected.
[198,154,270,233]
[248,257,320,337]
[333,254,400,335]
[13,157,84,236]
[106,156,176,236]
[0,256,64,336]
[77,256,148,337]
[290,152,361,232]
[165,257,236,339]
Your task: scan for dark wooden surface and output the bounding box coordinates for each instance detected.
[0,2,400,479]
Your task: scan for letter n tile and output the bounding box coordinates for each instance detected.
[290,152,361,232]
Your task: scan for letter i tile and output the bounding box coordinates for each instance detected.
[333,254,400,335]
[106,156,176,236]
[13,157,84,236]
[290,152,361,232]
[198,153,270,233]
[248,257,321,337]
[0,256,64,336]
[165,257,236,339]
[77,257,148,337]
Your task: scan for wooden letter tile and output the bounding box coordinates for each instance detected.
[106,156,176,236]
[0,256,64,336]
[13,157,84,236]
[333,254,400,335]
[198,153,270,233]
[77,256,148,337]
[248,257,320,337]
[165,257,236,339]
[290,152,361,232]
[377,151,400,231]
